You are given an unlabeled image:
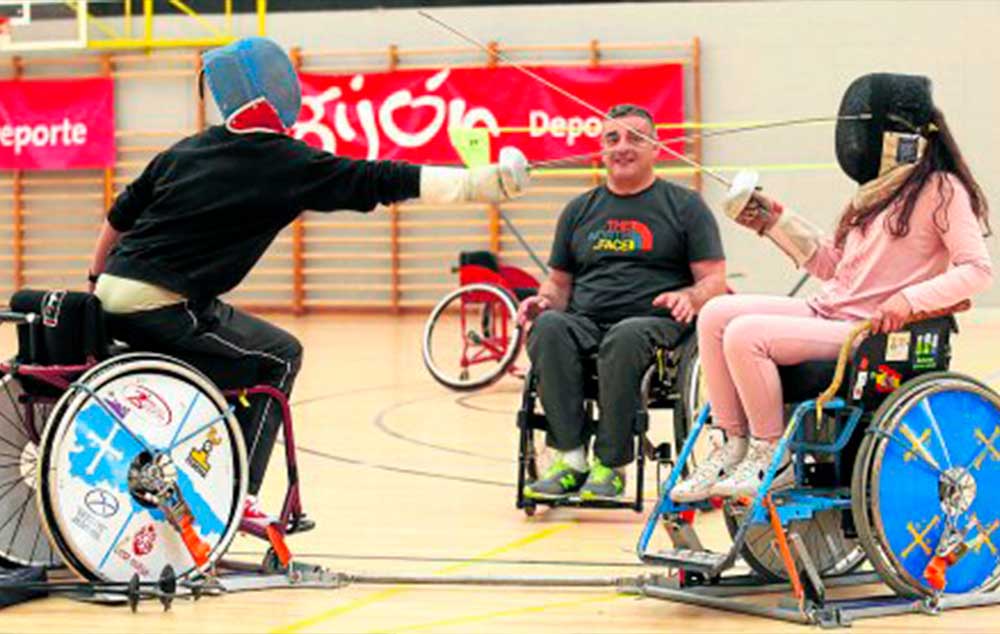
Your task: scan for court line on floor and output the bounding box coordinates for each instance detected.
[372,393,511,463]
[289,381,430,408]
[227,550,646,568]
[271,523,575,634]
[293,443,512,488]
[288,383,514,487]
[368,593,626,634]
[453,388,523,415]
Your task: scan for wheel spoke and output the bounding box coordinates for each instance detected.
[919,397,953,469]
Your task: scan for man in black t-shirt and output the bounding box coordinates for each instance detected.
[518,104,726,502]
[87,37,529,529]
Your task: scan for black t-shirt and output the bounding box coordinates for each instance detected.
[105,125,421,301]
[549,179,724,323]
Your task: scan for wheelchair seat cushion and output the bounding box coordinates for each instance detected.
[459,250,500,273]
[513,287,537,302]
[10,289,110,365]
[779,360,842,403]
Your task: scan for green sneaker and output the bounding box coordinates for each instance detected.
[580,459,626,501]
[523,458,588,500]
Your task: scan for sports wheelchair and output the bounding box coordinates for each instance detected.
[0,290,312,583]
[516,328,703,515]
[422,251,540,391]
[639,301,1000,606]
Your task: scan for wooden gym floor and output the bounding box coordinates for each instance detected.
[3,309,1000,633]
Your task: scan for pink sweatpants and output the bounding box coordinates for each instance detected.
[697,295,860,440]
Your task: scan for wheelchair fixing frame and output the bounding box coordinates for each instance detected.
[6,299,1000,628]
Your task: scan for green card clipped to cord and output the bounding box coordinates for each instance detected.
[448,126,491,167]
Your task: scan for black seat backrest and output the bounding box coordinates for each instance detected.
[459,250,500,273]
[845,315,956,409]
[779,316,957,407]
[9,290,110,365]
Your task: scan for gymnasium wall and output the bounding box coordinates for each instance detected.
[2,0,998,307]
[264,0,998,304]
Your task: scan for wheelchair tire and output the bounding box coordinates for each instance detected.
[723,501,865,582]
[851,372,1000,597]
[0,374,62,568]
[422,283,523,391]
[36,354,247,582]
[672,335,704,472]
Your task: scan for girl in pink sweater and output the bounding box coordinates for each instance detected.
[672,90,993,502]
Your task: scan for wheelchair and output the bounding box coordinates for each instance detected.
[639,301,1000,602]
[516,328,703,515]
[0,290,312,583]
[422,251,540,391]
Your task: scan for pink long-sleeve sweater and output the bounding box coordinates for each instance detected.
[805,173,993,321]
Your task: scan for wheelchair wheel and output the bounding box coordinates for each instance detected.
[723,403,866,581]
[422,283,523,391]
[724,502,865,582]
[672,336,705,472]
[852,372,1000,597]
[676,336,705,433]
[36,354,247,582]
[0,375,61,568]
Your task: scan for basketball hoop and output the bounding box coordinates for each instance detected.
[0,17,11,50]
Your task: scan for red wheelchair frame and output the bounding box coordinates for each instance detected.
[0,304,311,573]
[423,251,540,390]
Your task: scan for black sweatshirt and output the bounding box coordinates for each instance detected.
[105,126,422,301]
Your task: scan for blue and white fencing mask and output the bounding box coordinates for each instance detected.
[202,37,302,130]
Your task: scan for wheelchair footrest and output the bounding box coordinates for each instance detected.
[643,548,730,574]
[286,515,316,535]
[525,496,641,511]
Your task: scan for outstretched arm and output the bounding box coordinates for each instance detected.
[298,147,530,212]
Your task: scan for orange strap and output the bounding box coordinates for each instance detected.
[266,524,292,568]
[764,494,804,602]
[177,513,210,567]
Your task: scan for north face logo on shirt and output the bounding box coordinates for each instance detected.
[588,219,654,253]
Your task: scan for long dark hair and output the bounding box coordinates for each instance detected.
[834,108,991,248]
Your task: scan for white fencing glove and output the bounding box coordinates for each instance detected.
[420,146,529,204]
[723,170,822,267]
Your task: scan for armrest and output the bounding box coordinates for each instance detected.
[906,299,970,324]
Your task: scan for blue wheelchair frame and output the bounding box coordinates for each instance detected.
[627,311,1000,625]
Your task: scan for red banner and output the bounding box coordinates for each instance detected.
[0,77,115,170]
[293,64,683,164]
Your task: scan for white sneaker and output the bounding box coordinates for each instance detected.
[711,438,795,498]
[670,428,748,502]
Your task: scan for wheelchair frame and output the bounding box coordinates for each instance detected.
[628,306,1000,625]
[0,309,313,577]
[422,251,540,391]
[516,334,701,515]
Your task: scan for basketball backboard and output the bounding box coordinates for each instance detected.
[0,0,88,52]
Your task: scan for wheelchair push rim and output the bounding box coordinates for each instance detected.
[422,283,523,391]
[0,374,62,568]
[852,372,1000,597]
[36,355,247,582]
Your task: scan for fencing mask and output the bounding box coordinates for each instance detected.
[202,37,301,131]
[835,73,934,185]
